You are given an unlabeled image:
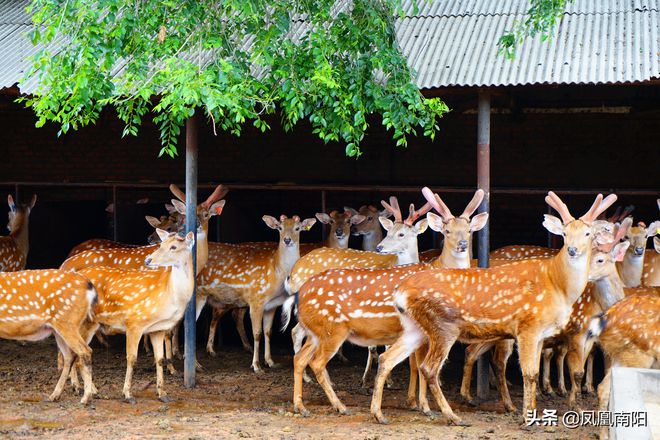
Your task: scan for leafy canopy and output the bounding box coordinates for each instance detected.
[498,0,574,59]
[23,0,449,157]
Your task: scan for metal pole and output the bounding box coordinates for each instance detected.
[112,186,118,241]
[184,114,198,388]
[476,91,491,399]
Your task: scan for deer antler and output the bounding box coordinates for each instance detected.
[602,205,634,223]
[598,218,632,252]
[421,187,453,220]
[581,194,617,224]
[202,184,228,209]
[404,202,432,226]
[169,184,186,203]
[460,189,485,219]
[545,192,575,224]
[381,196,403,223]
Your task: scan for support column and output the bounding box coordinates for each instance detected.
[476,91,491,399]
[184,114,198,388]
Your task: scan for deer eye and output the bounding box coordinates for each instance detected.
[367,216,373,221]
[586,232,590,236]
[624,236,629,240]
[597,258,604,263]
[398,232,405,237]
[170,245,176,250]
[295,227,300,231]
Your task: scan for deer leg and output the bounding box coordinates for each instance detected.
[122,328,142,403]
[142,333,151,355]
[263,308,278,368]
[362,346,378,388]
[53,327,94,405]
[309,329,351,415]
[232,308,252,353]
[164,331,177,375]
[493,340,516,412]
[206,305,228,357]
[371,316,424,424]
[50,334,76,402]
[95,331,109,348]
[248,306,264,373]
[555,344,568,397]
[293,338,317,416]
[582,351,594,394]
[149,331,170,403]
[335,345,349,364]
[460,342,493,405]
[541,347,554,395]
[291,323,313,383]
[414,343,431,415]
[517,334,543,418]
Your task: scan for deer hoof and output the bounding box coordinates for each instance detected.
[252,365,265,374]
[207,350,217,358]
[423,410,440,420]
[294,406,310,417]
[504,404,517,413]
[582,386,594,395]
[338,406,352,416]
[556,388,567,397]
[267,361,280,369]
[373,412,389,425]
[449,417,470,427]
[124,397,137,405]
[158,395,172,403]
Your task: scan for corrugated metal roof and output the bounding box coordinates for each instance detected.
[1,0,659,92]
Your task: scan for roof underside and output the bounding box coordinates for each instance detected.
[1,0,659,93]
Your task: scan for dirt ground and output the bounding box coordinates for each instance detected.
[0,338,600,440]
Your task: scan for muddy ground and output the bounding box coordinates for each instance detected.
[0,337,600,440]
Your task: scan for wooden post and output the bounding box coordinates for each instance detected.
[476,91,491,399]
[184,114,198,388]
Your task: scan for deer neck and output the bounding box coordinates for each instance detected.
[396,243,419,266]
[435,243,471,269]
[326,233,349,249]
[617,253,644,287]
[593,269,625,310]
[548,247,591,305]
[275,242,300,278]
[9,212,29,260]
[361,229,383,252]
[195,223,210,276]
[168,253,196,301]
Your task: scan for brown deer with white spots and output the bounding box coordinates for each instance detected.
[198,215,316,373]
[370,191,617,425]
[644,235,660,286]
[285,189,488,416]
[617,220,660,287]
[587,294,660,440]
[204,209,364,358]
[1,194,37,272]
[0,269,96,403]
[286,196,431,383]
[75,230,195,403]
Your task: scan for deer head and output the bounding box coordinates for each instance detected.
[375,196,431,263]
[622,220,660,258]
[589,218,632,283]
[169,184,227,231]
[345,205,391,237]
[316,210,365,247]
[144,230,195,268]
[145,211,185,244]
[422,187,488,258]
[6,194,37,233]
[263,215,316,248]
[543,192,617,260]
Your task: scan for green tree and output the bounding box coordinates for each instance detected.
[23,0,449,158]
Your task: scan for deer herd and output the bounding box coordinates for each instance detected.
[1,186,659,436]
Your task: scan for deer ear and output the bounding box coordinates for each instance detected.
[379,216,394,231]
[156,228,170,242]
[165,203,177,214]
[315,213,332,224]
[262,215,281,230]
[469,213,489,232]
[654,236,660,253]
[344,206,358,216]
[28,194,37,209]
[350,214,366,225]
[646,220,660,238]
[301,218,317,231]
[209,200,226,217]
[379,209,393,219]
[414,218,429,235]
[184,231,195,248]
[7,195,15,212]
[145,215,161,228]
[543,214,564,236]
[171,199,187,215]
[612,241,629,262]
[426,212,445,232]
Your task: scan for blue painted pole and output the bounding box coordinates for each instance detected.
[184,113,198,388]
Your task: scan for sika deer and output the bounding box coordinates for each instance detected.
[286,189,488,416]
[345,205,390,252]
[77,230,195,403]
[0,269,96,403]
[198,215,316,373]
[370,191,617,425]
[617,220,660,287]
[1,194,37,272]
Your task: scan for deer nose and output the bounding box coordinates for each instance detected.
[634,247,644,256]
[567,247,578,257]
[376,245,384,253]
[335,229,344,238]
[458,239,468,250]
[144,257,152,266]
[284,237,292,245]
